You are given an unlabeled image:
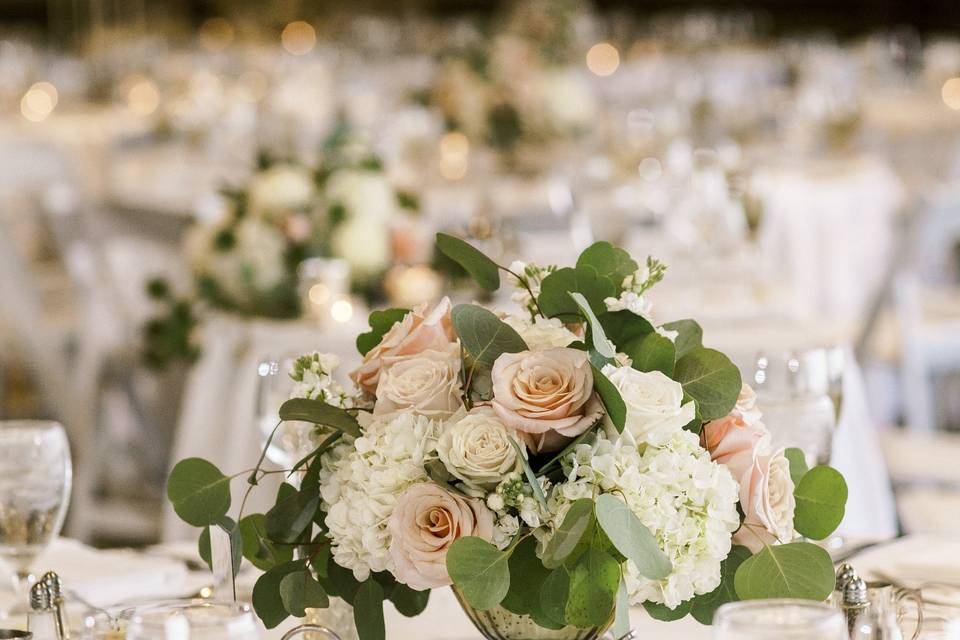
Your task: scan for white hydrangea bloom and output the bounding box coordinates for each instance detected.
[544,430,740,610]
[319,413,441,581]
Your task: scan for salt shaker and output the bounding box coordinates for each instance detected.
[842,576,871,638]
[27,583,58,640]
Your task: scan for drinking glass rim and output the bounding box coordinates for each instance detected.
[122,600,255,626]
[0,419,66,433]
[715,598,843,631]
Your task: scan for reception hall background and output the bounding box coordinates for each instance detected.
[1,0,960,637]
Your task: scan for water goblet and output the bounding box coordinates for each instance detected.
[714,599,847,640]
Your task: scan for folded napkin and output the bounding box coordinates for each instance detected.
[0,538,193,610]
[851,534,960,609]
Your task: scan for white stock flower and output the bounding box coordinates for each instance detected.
[437,408,519,490]
[604,291,654,321]
[545,430,740,609]
[248,164,316,215]
[320,412,441,581]
[656,326,679,342]
[288,352,354,408]
[602,365,695,446]
[501,314,577,352]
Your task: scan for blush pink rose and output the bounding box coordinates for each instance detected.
[351,297,456,396]
[701,384,771,479]
[490,347,603,454]
[732,449,796,553]
[387,483,494,590]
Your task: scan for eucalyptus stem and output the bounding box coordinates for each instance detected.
[502,265,545,319]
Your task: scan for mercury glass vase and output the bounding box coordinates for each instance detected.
[452,587,612,640]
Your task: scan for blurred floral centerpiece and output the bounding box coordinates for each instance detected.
[167,235,848,640]
[142,135,420,367]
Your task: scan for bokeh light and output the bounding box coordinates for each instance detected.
[439,131,469,180]
[198,17,234,52]
[127,77,160,116]
[281,21,317,56]
[586,42,620,77]
[330,299,354,323]
[942,78,960,110]
[20,81,58,122]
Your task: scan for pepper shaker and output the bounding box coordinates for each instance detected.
[40,573,68,640]
[27,583,58,640]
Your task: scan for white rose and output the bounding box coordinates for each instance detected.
[501,315,578,352]
[248,164,316,215]
[733,449,796,553]
[602,365,695,446]
[437,408,520,490]
[374,345,463,419]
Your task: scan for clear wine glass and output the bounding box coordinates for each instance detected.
[714,600,847,639]
[255,355,322,474]
[0,421,72,619]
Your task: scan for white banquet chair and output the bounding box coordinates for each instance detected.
[895,184,960,433]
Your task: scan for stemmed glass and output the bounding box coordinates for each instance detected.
[255,355,323,475]
[0,421,72,618]
[714,600,847,639]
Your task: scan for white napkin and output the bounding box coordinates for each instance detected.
[0,538,192,610]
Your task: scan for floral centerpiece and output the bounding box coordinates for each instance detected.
[167,235,848,640]
[142,140,419,368]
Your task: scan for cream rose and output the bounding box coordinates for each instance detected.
[602,365,695,446]
[437,408,519,490]
[732,449,796,553]
[501,315,578,352]
[351,298,456,396]
[491,347,603,454]
[701,384,770,479]
[374,345,463,419]
[387,483,494,590]
[247,164,316,215]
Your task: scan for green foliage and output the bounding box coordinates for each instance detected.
[166,458,232,527]
[793,465,848,540]
[510,440,548,511]
[643,599,692,621]
[252,560,303,629]
[626,331,676,376]
[564,547,619,628]
[387,584,430,617]
[538,242,638,321]
[542,499,594,569]
[734,542,835,601]
[280,570,329,617]
[660,319,703,360]
[784,447,809,486]
[537,268,581,321]
[613,577,630,638]
[436,233,501,291]
[239,514,293,571]
[264,483,320,544]
[451,304,528,401]
[353,580,386,640]
[690,545,751,624]
[141,293,200,370]
[594,494,671,580]
[673,348,742,420]
[198,516,242,575]
[590,365,626,433]
[539,566,570,626]
[278,398,361,437]
[446,536,512,611]
[576,242,639,300]
[501,537,553,619]
[356,308,410,356]
[569,292,616,360]
[599,310,654,348]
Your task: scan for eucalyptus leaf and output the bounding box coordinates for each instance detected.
[793,465,848,540]
[353,579,386,640]
[564,547,620,628]
[510,439,548,512]
[594,494,671,580]
[446,536,511,611]
[599,310,654,348]
[569,292,616,359]
[784,447,809,486]
[501,537,552,617]
[252,560,303,629]
[734,542,835,601]
[198,516,242,575]
[660,319,703,360]
[673,348,742,421]
[575,242,638,299]
[643,599,691,621]
[591,364,626,433]
[356,308,409,356]
[540,566,570,627]
[388,584,430,617]
[280,570,329,617]
[278,399,361,437]
[451,304,528,370]
[537,268,581,321]
[690,545,751,624]
[626,331,676,376]
[239,514,293,571]
[167,458,232,527]
[436,233,501,291]
[265,485,320,544]
[542,499,594,569]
